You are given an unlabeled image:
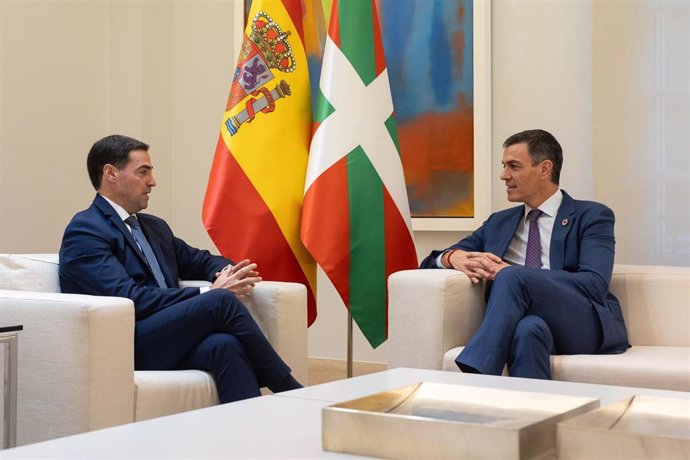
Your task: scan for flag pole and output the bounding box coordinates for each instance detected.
[347,312,353,378]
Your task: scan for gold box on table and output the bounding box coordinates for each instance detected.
[322,382,599,459]
[558,395,690,459]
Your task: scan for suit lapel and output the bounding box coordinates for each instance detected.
[496,206,524,258]
[93,195,149,267]
[550,190,576,270]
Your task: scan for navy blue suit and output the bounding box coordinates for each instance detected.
[420,191,629,378]
[59,194,292,402]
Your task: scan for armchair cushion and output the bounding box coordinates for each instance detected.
[611,265,690,346]
[551,346,690,391]
[0,253,60,292]
[441,345,690,391]
[134,370,219,421]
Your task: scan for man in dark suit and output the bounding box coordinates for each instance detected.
[60,134,302,402]
[420,129,629,379]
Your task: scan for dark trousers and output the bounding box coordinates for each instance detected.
[134,289,291,403]
[456,266,603,379]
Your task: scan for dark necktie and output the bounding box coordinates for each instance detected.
[125,215,167,288]
[525,209,543,269]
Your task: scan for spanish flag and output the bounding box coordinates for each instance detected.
[203,0,323,325]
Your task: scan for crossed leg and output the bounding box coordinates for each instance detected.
[134,289,296,402]
[456,266,603,379]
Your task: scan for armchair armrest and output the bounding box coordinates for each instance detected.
[178,280,308,384]
[0,290,134,446]
[388,269,485,370]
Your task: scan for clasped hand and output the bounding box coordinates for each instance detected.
[211,259,262,297]
[447,250,509,284]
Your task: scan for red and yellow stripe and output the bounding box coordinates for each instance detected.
[204,0,320,324]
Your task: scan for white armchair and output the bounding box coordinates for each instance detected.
[0,253,307,446]
[388,264,690,392]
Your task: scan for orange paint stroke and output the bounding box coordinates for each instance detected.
[398,94,474,217]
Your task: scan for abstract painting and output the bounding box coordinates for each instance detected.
[377,0,475,218]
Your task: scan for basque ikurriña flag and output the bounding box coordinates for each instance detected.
[301,0,418,348]
[203,0,325,325]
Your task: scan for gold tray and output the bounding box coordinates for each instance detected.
[322,382,599,459]
[558,395,690,459]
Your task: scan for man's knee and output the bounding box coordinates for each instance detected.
[494,265,536,287]
[200,289,248,316]
[203,333,246,361]
[201,288,238,304]
[486,266,531,307]
[492,266,549,303]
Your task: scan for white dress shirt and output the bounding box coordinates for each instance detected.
[101,195,135,229]
[502,189,563,269]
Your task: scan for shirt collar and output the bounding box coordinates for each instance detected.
[524,188,563,222]
[100,194,132,222]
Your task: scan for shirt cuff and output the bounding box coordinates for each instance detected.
[436,253,446,268]
[199,286,211,294]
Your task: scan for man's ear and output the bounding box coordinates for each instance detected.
[540,160,553,180]
[103,164,118,184]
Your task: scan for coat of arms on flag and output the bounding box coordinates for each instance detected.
[225,11,296,136]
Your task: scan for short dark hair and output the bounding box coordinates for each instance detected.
[503,129,563,184]
[87,135,149,190]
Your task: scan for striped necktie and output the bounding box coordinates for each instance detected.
[525,209,543,269]
[125,215,167,288]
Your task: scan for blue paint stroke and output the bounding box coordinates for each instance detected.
[430,0,452,106]
[378,0,473,124]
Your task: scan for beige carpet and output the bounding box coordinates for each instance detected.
[307,358,387,386]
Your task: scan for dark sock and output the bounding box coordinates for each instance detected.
[456,361,481,374]
[269,374,303,393]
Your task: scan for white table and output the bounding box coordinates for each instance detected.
[1,368,688,458]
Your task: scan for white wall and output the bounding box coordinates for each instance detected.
[492,0,594,208]
[169,0,244,250]
[1,0,688,366]
[0,0,240,253]
[593,0,690,266]
[1,1,111,252]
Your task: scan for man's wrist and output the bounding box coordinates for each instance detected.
[442,249,458,268]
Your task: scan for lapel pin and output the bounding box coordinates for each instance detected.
[561,218,569,226]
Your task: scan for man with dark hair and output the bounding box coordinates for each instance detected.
[60,134,302,402]
[420,129,629,379]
